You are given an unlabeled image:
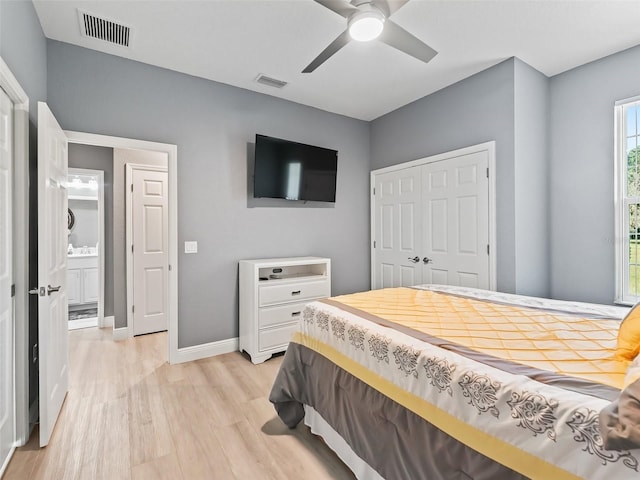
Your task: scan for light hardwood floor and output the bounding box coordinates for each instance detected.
[4,327,355,480]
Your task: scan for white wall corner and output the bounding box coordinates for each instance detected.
[174,337,239,364]
[100,315,114,328]
[112,325,132,341]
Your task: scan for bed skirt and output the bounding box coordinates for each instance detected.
[270,343,527,480]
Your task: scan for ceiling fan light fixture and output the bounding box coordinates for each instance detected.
[348,10,385,42]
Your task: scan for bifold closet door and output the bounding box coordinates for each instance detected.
[422,151,490,289]
[372,167,423,289]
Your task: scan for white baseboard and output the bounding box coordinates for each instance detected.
[68,317,98,330]
[174,337,239,364]
[99,315,114,328]
[113,325,132,341]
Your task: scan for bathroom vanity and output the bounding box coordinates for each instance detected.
[67,251,99,306]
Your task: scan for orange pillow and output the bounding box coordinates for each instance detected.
[617,303,640,361]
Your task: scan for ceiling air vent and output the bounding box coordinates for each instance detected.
[78,10,131,47]
[255,74,288,89]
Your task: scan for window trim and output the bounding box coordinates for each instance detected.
[615,95,640,305]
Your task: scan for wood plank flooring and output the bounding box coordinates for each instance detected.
[4,327,355,480]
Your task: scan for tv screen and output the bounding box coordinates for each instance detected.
[253,134,338,202]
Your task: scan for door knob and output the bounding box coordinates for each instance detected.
[423,257,433,264]
[47,285,61,295]
[408,256,420,263]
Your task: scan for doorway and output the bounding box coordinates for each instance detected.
[67,168,104,330]
[65,132,178,362]
[1,56,31,454]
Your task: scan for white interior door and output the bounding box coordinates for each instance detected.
[0,88,15,471]
[130,167,168,336]
[422,151,490,288]
[37,102,69,447]
[372,167,423,289]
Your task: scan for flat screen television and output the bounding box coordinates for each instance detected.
[253,134,338,202]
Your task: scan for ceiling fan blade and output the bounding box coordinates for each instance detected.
[313,0,359,18]
[303,30,351,73]
[372,0,410,17]
[379,19,437,64]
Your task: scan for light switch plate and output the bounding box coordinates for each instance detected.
[184,241,198,253]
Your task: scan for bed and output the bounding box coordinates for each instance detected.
[269,285,640,479]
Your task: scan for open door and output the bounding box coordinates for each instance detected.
[36,102,69,447]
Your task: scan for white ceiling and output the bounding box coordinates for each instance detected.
[32,0,640,121]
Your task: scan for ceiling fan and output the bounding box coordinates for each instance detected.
[303,0,437,73]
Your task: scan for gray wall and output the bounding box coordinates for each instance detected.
[513,59,550,297]
[0,0,47,412]
[68,144,115,317]
[549,44,640,304]
[47,40,371,348]
[370,59,518,293]
[0,0,47,121]
[113,148,167,329]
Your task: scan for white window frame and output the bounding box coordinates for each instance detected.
[615,95,640,305]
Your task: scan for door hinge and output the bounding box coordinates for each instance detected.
[131,183,133,192]
[32,343,38,364]
[486,167,489,178]
[373,240,376,248]
[487,244,490,255]
[168,264,172,271]
[131,244,134,253]
[132,305,135,314]
[10,284,15,297]
[372,187,375,195]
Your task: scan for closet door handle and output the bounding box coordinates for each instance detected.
[291,290,301,296]
[408,256,420,263]
[423,257,433,264]
[47,285,61,295]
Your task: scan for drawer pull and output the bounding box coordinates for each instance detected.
[291,311,301,317]
[291,290,301,296]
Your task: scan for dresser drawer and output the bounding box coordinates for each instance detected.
[259,279,329,306]
[259,302,308,328]
[259,323,297,351]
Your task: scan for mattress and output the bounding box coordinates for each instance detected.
[269,285,638,480]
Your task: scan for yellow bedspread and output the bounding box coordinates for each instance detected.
[332,287,628,389]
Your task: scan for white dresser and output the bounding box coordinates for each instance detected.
[239,256,331,364]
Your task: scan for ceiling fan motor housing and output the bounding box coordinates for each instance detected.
[348,4,386,42]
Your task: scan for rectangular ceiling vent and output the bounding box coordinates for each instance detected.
[255,74,288,89]
[78,10,131,47]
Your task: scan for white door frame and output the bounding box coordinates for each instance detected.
[64,131,179,364]
[0,58,30,446]
[125,163,168,336]
[370,141,497,291]
[68,167,105,327]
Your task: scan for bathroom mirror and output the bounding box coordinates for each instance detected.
[67,208,75,233]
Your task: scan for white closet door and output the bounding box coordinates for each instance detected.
[372,167,423,289]
[0,87,14,472]
[422,151,489,288]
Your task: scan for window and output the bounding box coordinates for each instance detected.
[616,98,640,304]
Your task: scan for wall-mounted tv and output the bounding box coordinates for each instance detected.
[253,134,338,203]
